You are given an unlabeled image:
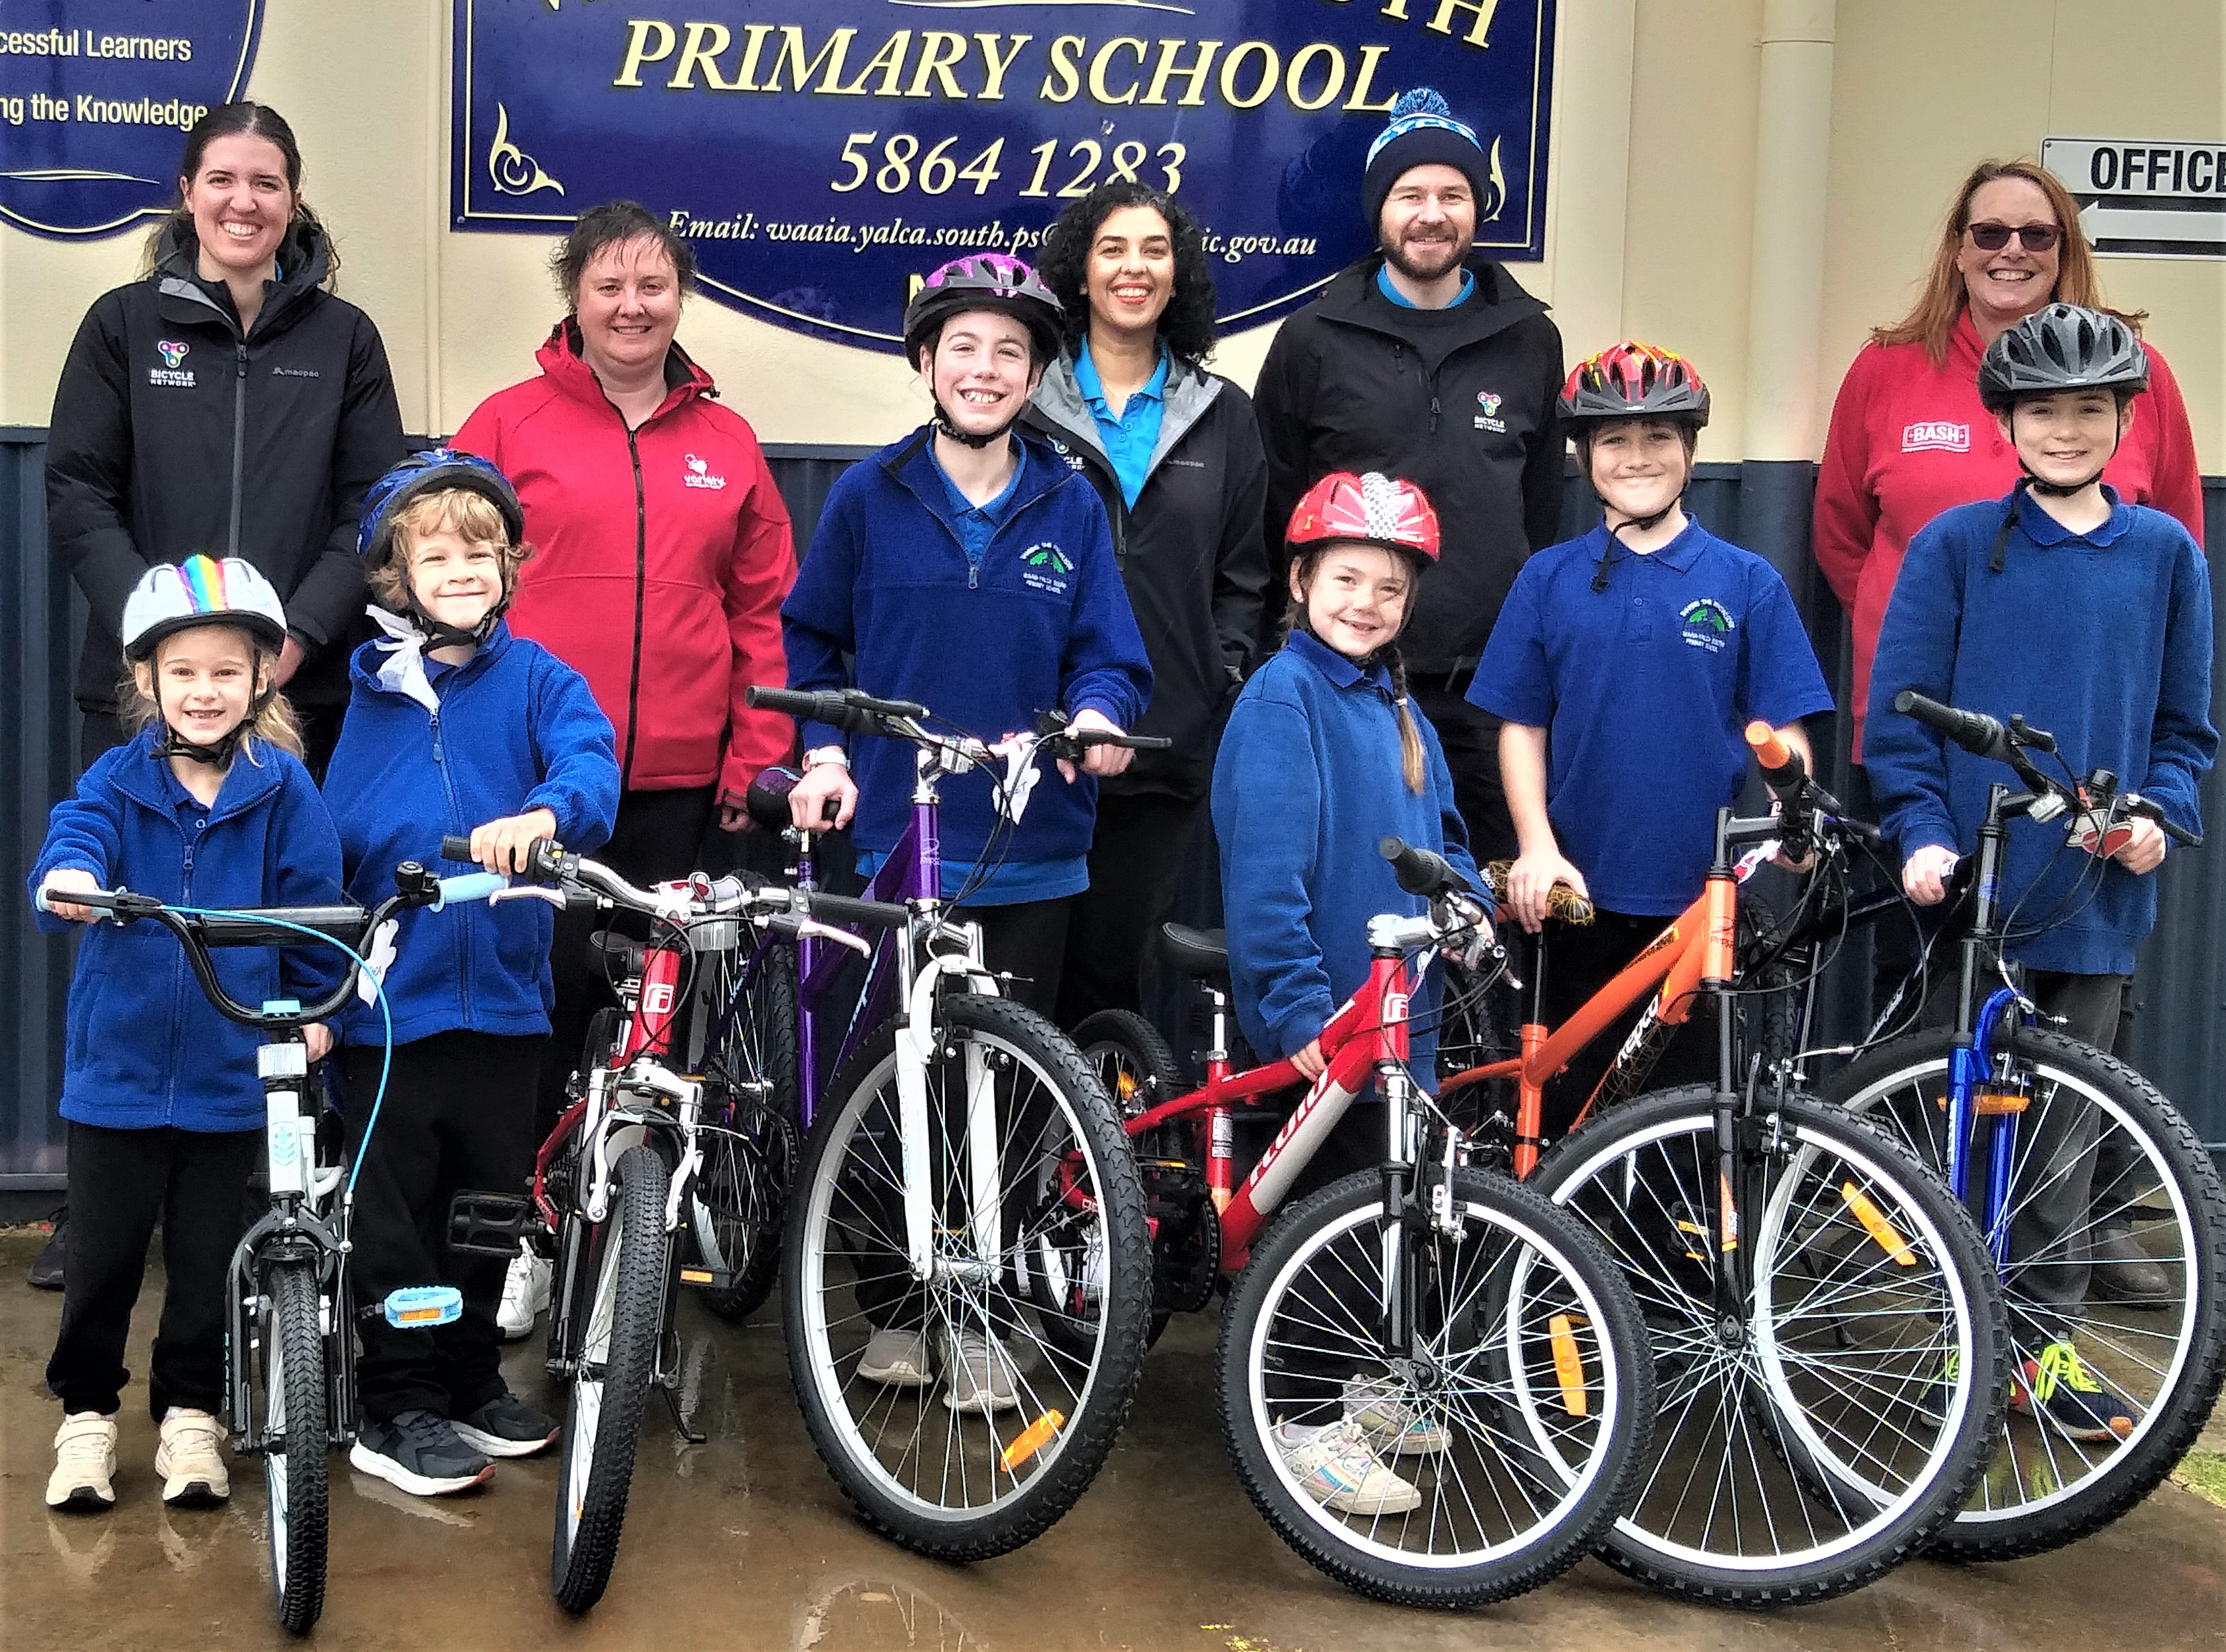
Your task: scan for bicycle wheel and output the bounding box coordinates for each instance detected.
[698,943,802,1324]
[783,992,1152,1560]
[551,1142,672,1614]
[1217,1167,1653,1607]
[260,1257,328,1635]
[1530,1087,2009,1605]
[1073,1007,1183,1115]
[1824,1026,2226,1559]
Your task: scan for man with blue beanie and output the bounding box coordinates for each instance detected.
[1253,87,1565,863]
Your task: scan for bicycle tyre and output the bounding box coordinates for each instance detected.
[698,943,802,1324]
[262,1258,329,1636]
[1530,1086,2010,1605]
[783,992,1152,1560]
[1072,1007,1187,1349]
[1217,1168,1654,1607]
[1823,1026,2226,1560]
[551,1143,672,1614]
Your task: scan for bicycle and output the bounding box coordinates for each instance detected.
[1072,841,1655,1607]
[38,862,488,1635]
[740,685,1156,1561]
[1359,732,2011,1605]
[1798,692,2226,1560]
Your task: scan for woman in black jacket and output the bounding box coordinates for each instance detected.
[46,100,405,775]
[1025,181,1270,1029]
[32,102,403,1293]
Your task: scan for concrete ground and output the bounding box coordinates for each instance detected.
[2,1227,2221,1652]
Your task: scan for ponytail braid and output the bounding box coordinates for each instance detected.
[1386,645,1427,795]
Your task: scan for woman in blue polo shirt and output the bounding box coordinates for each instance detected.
[1470,342,1833,1138]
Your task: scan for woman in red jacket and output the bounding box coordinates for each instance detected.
[454,201,795,1330]
[1814,157,2203,764]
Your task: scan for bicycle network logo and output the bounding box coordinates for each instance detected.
[1678,598,1736,654]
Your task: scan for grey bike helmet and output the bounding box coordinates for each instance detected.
[1978,304,2149,412]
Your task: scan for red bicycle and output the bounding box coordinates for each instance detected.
[1072,839,1653,1607]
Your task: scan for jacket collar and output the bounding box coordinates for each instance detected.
[1029,354,1224,486]
[1591,518,1709,573]
[1312,251,1548,347]
[1286,627,1393,693]
[153,217,331,341]
[352,614,513,709]
[534,320,716,424]
[883,425,1072,544]
[2013,482,2134,548]
[110,722,286,820]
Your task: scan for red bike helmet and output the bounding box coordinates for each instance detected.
[1558,341,1711,428]
[1286,471,1442,564]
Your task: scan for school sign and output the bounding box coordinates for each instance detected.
[452,0,1557,352]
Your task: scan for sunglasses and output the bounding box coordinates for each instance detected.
[1966,221,2062,253]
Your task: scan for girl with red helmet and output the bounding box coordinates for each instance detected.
[1468,342,1833,1139]
[1211,471,1484,1515]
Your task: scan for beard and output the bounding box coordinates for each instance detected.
[1381,229,1470,284]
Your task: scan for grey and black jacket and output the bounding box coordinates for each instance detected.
[1023,356,1270,801]
[45,218,405,712]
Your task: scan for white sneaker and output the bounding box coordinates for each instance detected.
[47,1412,118,1511]
[1274,1417,1422,1516]
[155,1409,231,1504]
[1343,1375,1451,1456]
[856,1327,932,1388]
[496,1243,552,1342]
[943,1330,1021,1415]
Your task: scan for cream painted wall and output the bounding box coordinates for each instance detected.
[3,0,2219,466]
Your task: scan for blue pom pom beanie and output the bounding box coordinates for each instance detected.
[1362,87,1488,236]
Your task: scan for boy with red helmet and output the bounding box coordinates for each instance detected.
[1212,470,1483,1516]
[1469,342,1832,1141]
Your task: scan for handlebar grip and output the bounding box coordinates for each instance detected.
[440,835,474,862]
[746,686,931,733]
[1379,835,1475,899]
[1893,691,2007,760]
[798,890,912,931]
[1744,721,1801,787]
[37,885,122,916]
[432,872,510,911]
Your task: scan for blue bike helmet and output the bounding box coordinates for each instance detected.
[357,449,524,575]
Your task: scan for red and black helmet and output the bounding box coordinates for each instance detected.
[1286,471,1441,564]
[1559,341,1711,429]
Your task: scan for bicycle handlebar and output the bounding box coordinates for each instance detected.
[1379,835,1476,900]
[745,685,930,734]
[1742,723,1882,849]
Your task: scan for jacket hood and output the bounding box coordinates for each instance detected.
[1029,353,1225,479]
[1314,251,1548,345]
[153,215,333,332]
[534,318,717,418]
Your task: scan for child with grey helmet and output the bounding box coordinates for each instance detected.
[31,556,346,1514]
[1867,302,2217,1442]
[324,451,619,1497]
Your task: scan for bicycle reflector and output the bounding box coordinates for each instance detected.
[383,1286,464,1328]
[999,1409,1067,1471]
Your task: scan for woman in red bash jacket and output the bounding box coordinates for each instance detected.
[455,201,795,1269]
[1814,157,2203,764]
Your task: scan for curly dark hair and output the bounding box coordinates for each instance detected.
[1037,181,1218,364]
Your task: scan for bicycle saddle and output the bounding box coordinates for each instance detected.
[745,765,801,833]
[1158,922,1229,981]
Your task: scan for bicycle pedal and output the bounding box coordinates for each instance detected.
[676,1263,734,1292]
[383,1286,462,1328]
[447,1190,536,1255]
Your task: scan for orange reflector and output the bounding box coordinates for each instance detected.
[680,1268,713,1285]
[1548,1315,1589,1416]
[395,1308,443,1326]
[1842,1182,1916,1266]
[999,1408,1067,1471]
[1933,1087,2029,1115]
[1718,1174,1740,1252]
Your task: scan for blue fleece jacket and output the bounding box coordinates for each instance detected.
[324,621,619,1046]
[782,427,1152,891]
[1865,486,2216,975]
[1212,630,1481,1069]
[29,728,345,1132]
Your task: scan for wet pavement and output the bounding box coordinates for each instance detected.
[2,1229,2220,1652]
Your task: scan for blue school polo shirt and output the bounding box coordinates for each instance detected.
[1469,520,1833,916]
[1074,343,1169,510]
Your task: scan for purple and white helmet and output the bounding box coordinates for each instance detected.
[902,253,1064,367]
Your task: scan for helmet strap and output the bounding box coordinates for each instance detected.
[151,659,275,769]
[403,567,510,652]
[2009,400,2124,501]
[930,399,1018,451]
[1591,496,1684,593]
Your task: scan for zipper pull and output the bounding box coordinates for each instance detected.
[1430,393,1441,433]
[429,712,443,763]
[236,344,248,378]
[969,564,979,591]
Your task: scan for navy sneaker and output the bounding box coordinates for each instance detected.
[27,1208,66,1291]
[349,1409,493,1497]
[450,1392,559,1459]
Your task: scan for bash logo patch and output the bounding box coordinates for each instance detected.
[1902,420,1972,453]
[1474,389,1507,434]
[1678,598,1736,653]
[1021,542,1073,593]
[149,340,195,389]
[682,453,728,490]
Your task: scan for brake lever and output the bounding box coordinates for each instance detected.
[489,886,568,910]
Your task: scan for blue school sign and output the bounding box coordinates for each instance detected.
[452,0,1556,352]
[0,0,264,239]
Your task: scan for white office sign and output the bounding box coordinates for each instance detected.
[2042,138,2226,260]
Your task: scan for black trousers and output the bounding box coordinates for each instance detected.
[1533,910,1717,1147]
[538,786,718,1134]
[344,1031,541,1422]
[960,895,1073,1022]
[47,1122,260,1421]
[1056,790,1204,1027]
[1407,680,1518,866]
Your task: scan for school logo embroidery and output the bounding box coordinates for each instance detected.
[1021,542,1073,594]
[682,453,728,490]
[1474,389,1507,434]
[149,340,195,389]
[1902,420,1972,453]
[1678,598,1736,653]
